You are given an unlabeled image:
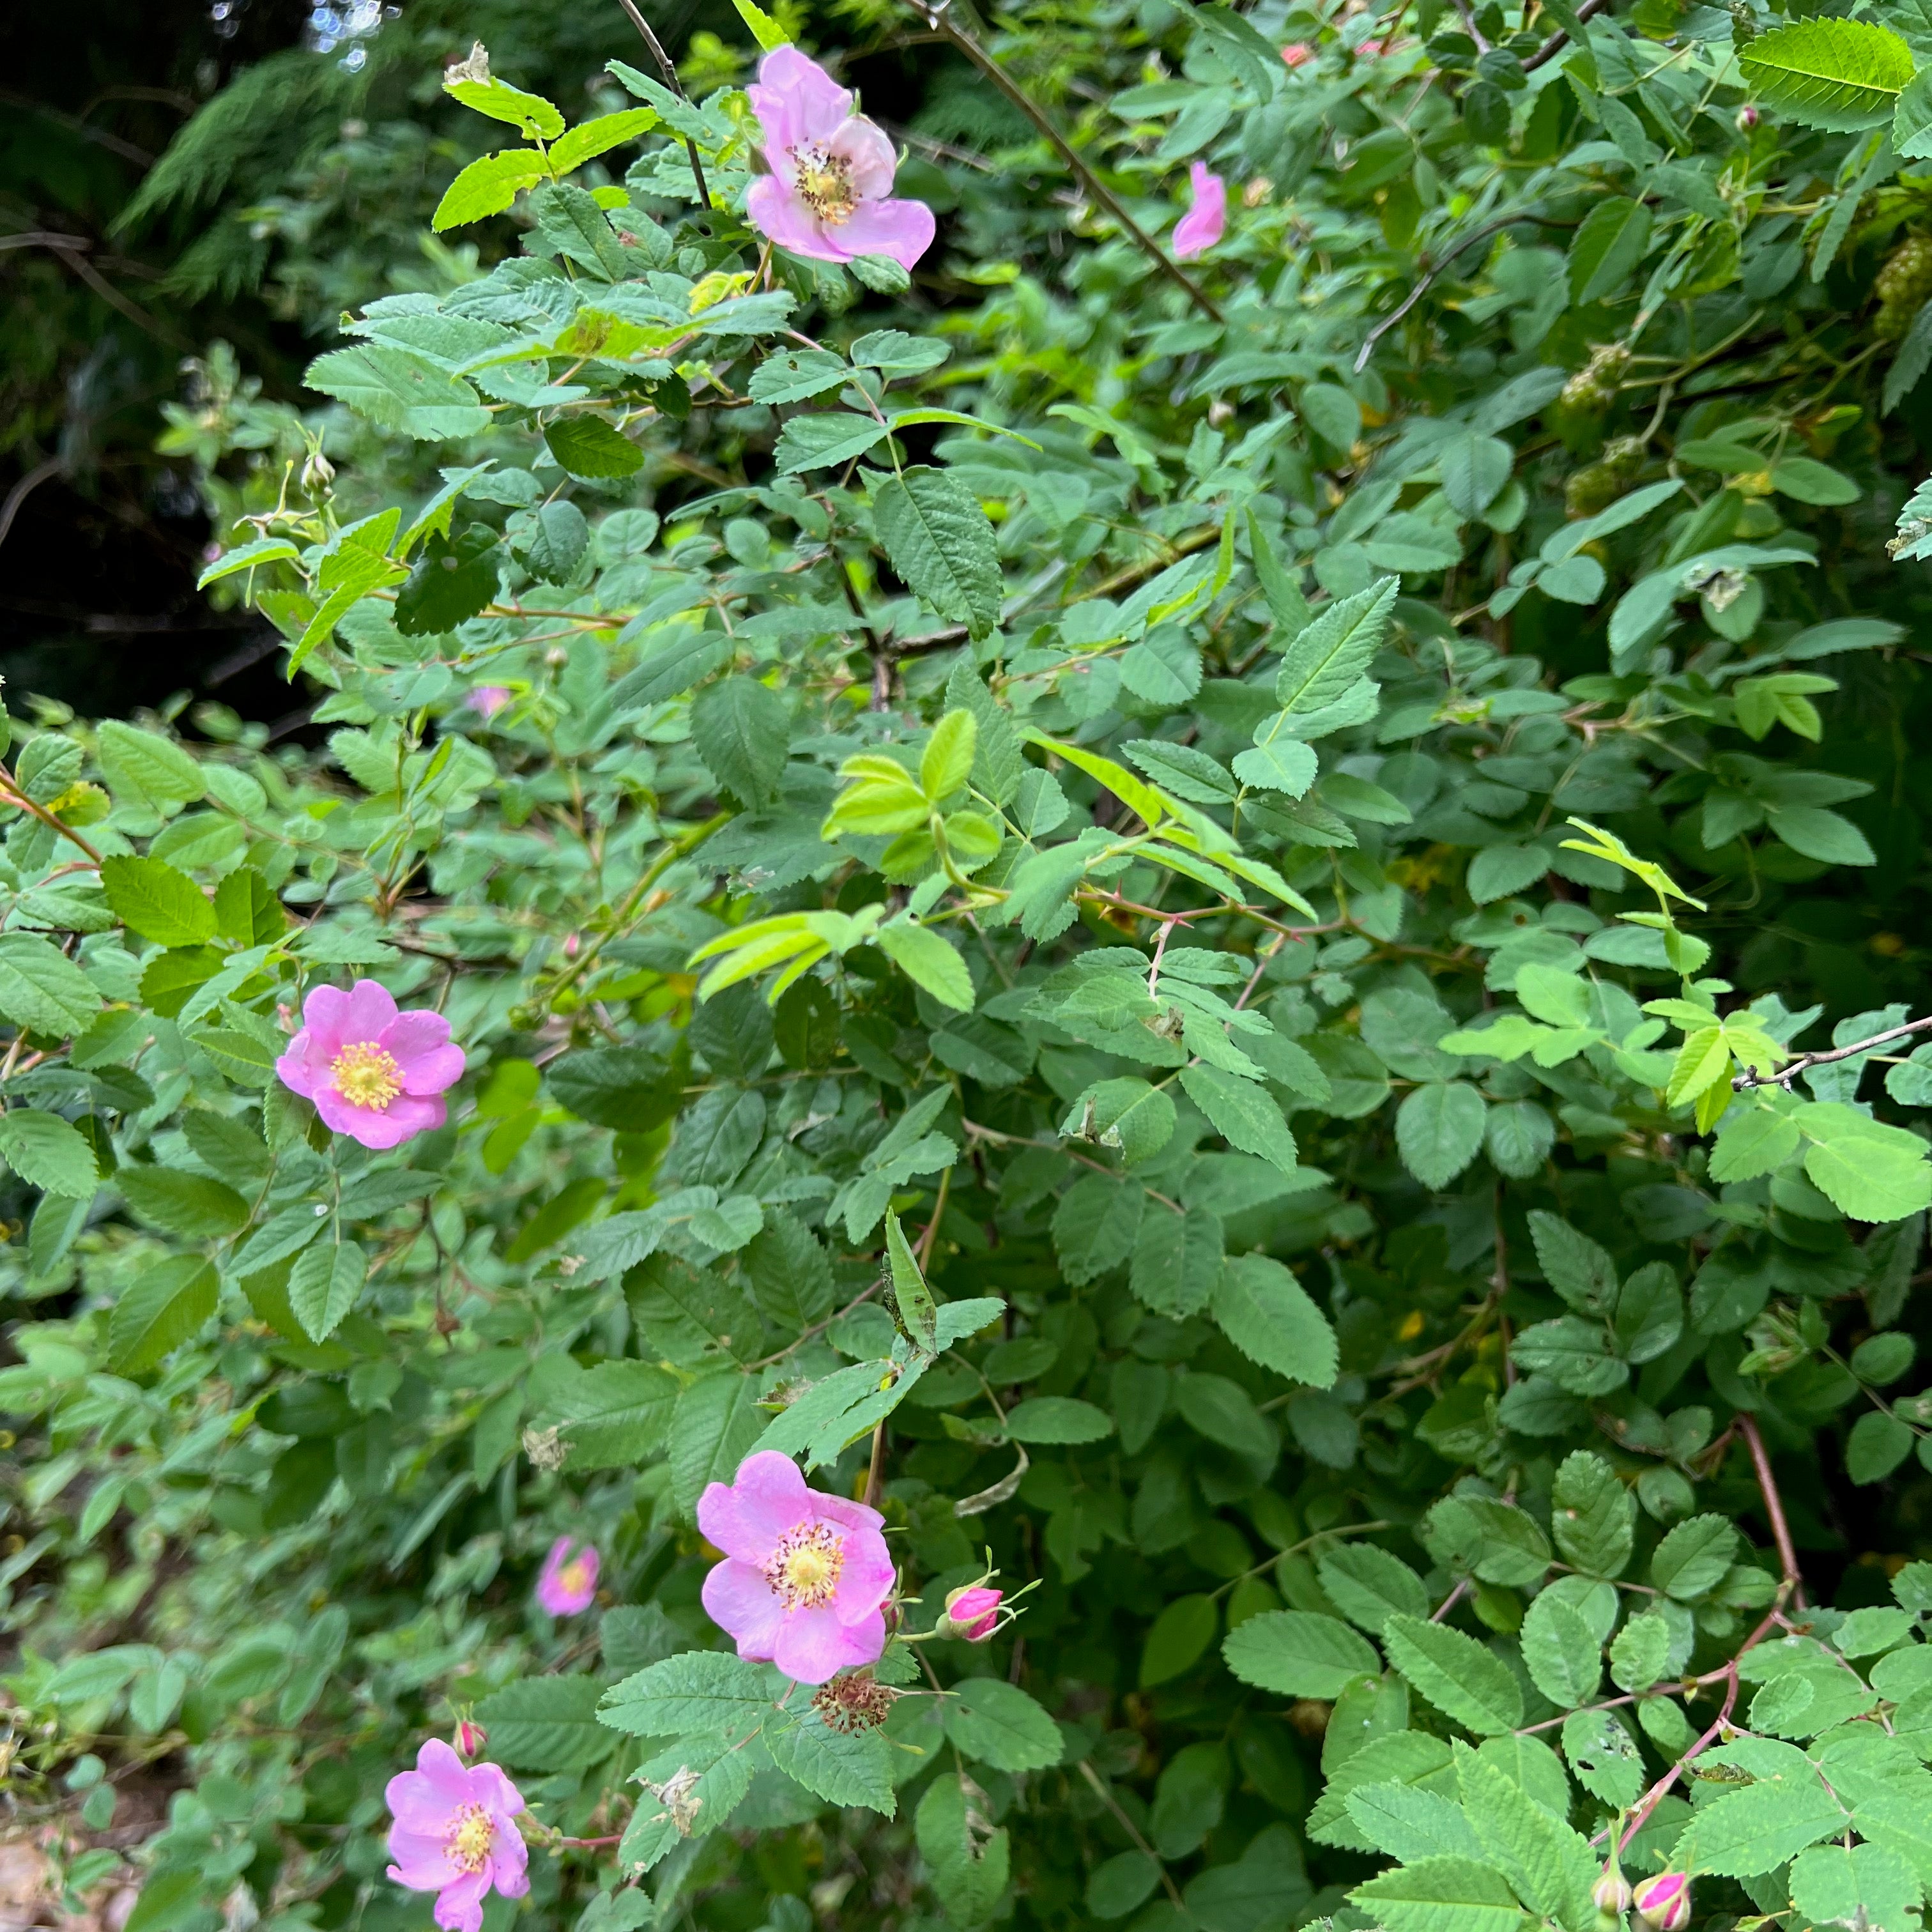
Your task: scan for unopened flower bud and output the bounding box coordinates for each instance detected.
[301,448,335,495]
[939,1584,1002,1641]
[1593,1869,1633,1915]
[455,1719,487,1758]
[1634,1873,1690,1932]
[1735,103,1758,130]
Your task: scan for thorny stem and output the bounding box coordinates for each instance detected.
[1354,209,1549,374]
[1611,1664,1742,1853]
[1732,1009,1932,1092]
[1077,1761,1187,1909]
[1522,0,1608,70]
[612,0,712,211]
[907,0,1225,325]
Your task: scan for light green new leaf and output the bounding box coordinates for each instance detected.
[431,150,548,229]
[877,923,974,1012]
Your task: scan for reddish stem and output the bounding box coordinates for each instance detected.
[1739,1413,1806,1608]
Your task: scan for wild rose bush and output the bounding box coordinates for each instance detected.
[22,6,1932,1932]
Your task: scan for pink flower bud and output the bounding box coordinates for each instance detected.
[564,933,581,958]
[456,1719,487,1758]
[1593,1869,1633,1915]
[1736,104,1759,130]
[1634,1873,1690,1932]
[940,1584,1002,1641]
[468,685,513,721]
[1280,41,1313,65]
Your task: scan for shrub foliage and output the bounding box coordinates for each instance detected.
[19,6,1932,1932]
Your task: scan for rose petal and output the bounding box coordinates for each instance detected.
[772,1604,885,1683]
[300,986,352,1057]
[699,1450,812,1560]
[276,1043,319,1098]
[433,1870,490,1932]
[701,1557,785,1659]
[342,978,400,1045]
[397,1043,466,1096]
[759,45,854,146]
[379,1009,452,1064]
[824,196,934,269]
[827,114,898,200]
[747,175,840,262]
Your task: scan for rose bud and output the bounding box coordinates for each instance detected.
[1633,1873,1690,1932]
[939,1584,1002,1641]
[1593,1868,1633,1916]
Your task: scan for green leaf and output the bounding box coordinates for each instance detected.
[1395,1082,1487,1190]
[873,467,1002,640]
[1790,1842,1921,1932]
[1381,1615,1522,1736]
[1527,1211,1618,1315]
[1519,1590,1601,1706]
[95,720,204,813]
[599,1650,775,1736]
[1768,804,1876,864]
[0,1110,99,1197]
[1567,197,1653,303]
[1848,1409,1913,1484]
[945,1678,1062,1771]
[431,149,548,228]
[473,1676,615,1770]
[1222,1610,1380,1698]
[1210,1252,1338,1387]
[445,72,566,138]
[1004,1396,1112,1443]
[1457,1742,1597,1930]
[1140,1594,1220,1688]
[668,1370,762,1516]
[0,934,102,1038]
[763,1713,899,1819]
[1607,1611,1671,1692]
[117,1165,248,1236]
[690,675,788,810]
[918,1774,1011,1928]
[1671,1772,1847,1876]
[1067,1077,1177,1165]
[1739,18,1914,132]
[774,411,891,475]
[1275,579,1399,714]
[1798,1103,1932,1222]
[287,1236,367,1343]
[545,416,644,479]
[1349,1857,1527,1932]
[548,107,659,174]
[1562,1707,1644,1808]
[884,1209,937,1356]
[877,923,974,1013]
[305,346,489,441]
[1180,1065,1298,1172]
[548,1361,679,1469]
[107,1257,218,1373]
[1551,1451,1635,1576]
[1649,1514,1737,1599]
[1317,1544,1430,1636]
[1131,1205,1223,1318]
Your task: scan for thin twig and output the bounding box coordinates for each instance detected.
[0,459,62,555]
[1522,0,1609,71]
[1078,1761,1186,1909]
[1354,210,1546,373]
[1732,1011,1932,1092]
[612,0,712,210]
[907,0,1223,323]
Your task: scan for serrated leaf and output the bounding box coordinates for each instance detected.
[1671,1772,1846,1876]
[1223,1610,1379,1698]
[1739,18,1915,132]
[287,1236,366,1343]
[599,1651,776,1736]
[108,1257,218,1373]
[1519,1590,1601,1706]
[873,467,1002,640]
[1381,1615,1522,1736]
[1210,1252,1338,1388]
[945,1678,1062,1772]
[1349,1857,1526,1932]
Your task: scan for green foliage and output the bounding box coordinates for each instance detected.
[31,4,1932,1932]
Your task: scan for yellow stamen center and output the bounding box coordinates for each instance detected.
[559,1560,592,1597]
[447,1803,494,1874]
[767,1522,845,1611]
[792,144,857,225]
[332,1040,402,1110]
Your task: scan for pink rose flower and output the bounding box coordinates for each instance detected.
[746,46,935,270]
[1634,1874,1690,1932]
[1280,41,1314,65]
[274,979,465,1151]
[468,685,512,720]
[385,1739,529,1932]
[536,1537,599,1615]
[696,1450,896,1685]
[940,1583,1002,1641]
[1173,162,1227,261]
